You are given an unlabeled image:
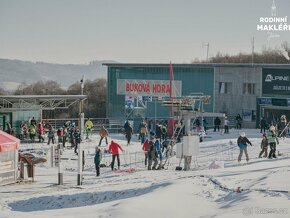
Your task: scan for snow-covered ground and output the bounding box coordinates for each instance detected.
[1,129,290,218]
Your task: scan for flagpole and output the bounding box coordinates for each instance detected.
[169,62,174,137]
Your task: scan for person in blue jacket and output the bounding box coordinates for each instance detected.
[237,132,252,162]
[154,139,163,169]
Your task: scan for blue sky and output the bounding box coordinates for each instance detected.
[0,0,289,64]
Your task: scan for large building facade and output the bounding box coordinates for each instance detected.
[104,63,290,128]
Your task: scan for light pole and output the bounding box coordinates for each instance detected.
[77,75,85,186]
[202,42,209,62]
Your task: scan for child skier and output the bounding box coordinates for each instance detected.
[259,133,268,158]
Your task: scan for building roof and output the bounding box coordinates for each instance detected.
[0,95,87,100]
[0,95,87,111]
[103,63,290,68]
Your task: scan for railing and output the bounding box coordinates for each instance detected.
[42,118,124,133]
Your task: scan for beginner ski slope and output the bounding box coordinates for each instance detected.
[0,128,289,218]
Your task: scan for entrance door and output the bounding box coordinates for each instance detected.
[0,113,12,131]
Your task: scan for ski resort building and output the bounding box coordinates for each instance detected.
[104,63,290,128]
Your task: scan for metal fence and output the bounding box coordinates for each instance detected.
[0,150,18,186]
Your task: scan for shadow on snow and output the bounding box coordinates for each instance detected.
[9,182,171,212]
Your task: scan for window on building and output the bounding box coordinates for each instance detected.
[243,83,256,95]
[219,82,232,94]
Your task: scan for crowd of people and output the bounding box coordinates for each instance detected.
[122,119,166,170]
[8,114,289,177]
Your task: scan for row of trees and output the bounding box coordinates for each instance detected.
[13,79,107,119]
[194,42,290,64]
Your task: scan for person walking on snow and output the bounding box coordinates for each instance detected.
[124,122,133,145]
[94,146,102,177]
[214,117,221,132]
[139,120,148,145]
[154,138,163,169]
[237,132,252,162]
[148,138,158,170]
[142,139,149,166]
[260,117,267,134]
[74,129,81,155]
[267,125,279,159]
[259,133,268,158]
[37,122,45,142]
[85,118,94,139]
[224,117,229,134]
[47,125,55,145]
[236,114,242,129]
[108,140,123,170]
[99,126,109,146]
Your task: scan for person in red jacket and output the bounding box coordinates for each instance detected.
[37,122,45,143]
[142,139,149,166]
[108,140,123,170]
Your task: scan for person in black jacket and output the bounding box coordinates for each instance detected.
[237,132,252,162]
[260,117,267,133]
[236,114,242,129]
[214,117,221,132]
[155,124,162,143]
[94,146,102,177]
[148,138,158,170]
[124,122,133,145]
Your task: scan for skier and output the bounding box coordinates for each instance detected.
[259,133,268,158]
[267,126,279,159]
[237,132,252,162]
[108,140,123,170]
[94,146,102,177]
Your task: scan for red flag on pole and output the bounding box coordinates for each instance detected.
[169,61,174,99]
[168,61,175,137]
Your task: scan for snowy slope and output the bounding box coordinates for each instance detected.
[0,128,289,218]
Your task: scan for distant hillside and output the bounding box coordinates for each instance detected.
[0,59,116,91]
